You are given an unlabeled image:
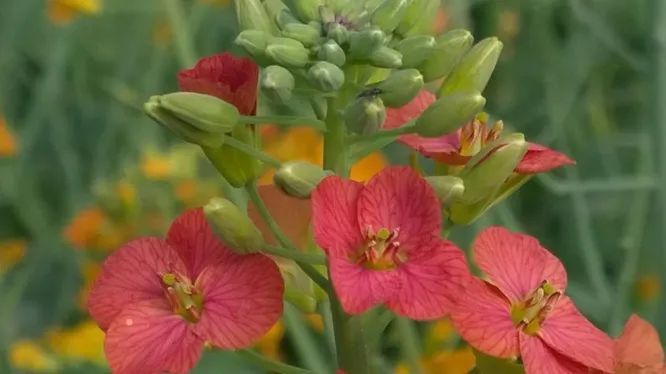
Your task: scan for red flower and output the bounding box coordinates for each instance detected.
[311,166,470,319]
[88,209,284,374]
[384,90,575,174]
[178,53,259,115]
[450,227,614,373]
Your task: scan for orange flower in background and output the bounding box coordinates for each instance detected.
[0,117,18,157]
[0,239,27,273]
[64,208,106,249]
[255,321,285,360]
[140,150,172,180]
[48,0,101,24]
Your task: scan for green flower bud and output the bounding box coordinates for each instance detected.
[158,92,239,133]
[286,0,323,22]
[348,27,385,60]
[375,69,423,107]
[369,46,403,68]
[281,22,321,47]
[275,8,300,29]
[344,96,386,135]
[395,35,436,68]
[371,0,413,33]
[265,39,310,67]
[414,91,486,137]
[396,0,440,36]
[310,95,328,120]
[327,22,350,45]
[308,62,345,92]
[426,176,465,205]
[317,40,346,66]
[203,126,262,187]
[274,161,332,198]
[235,30,270,59]
[234,0,274,34]
[438,37,503,95]
[419,29,474,82]
[261,65,295,104]
[144,97,224,148]
[204,197,263,253]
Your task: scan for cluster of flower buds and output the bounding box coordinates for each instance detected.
[233,0,502,137]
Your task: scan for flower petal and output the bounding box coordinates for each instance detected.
[87,237,188,330]
[383,90,435,130]
[450,278,520,358]
[387,239,471,320]
[539,296,614,373]
[615,314,664,368]
[311,176,364,256]
[519,333,589,374]
[473,226,567,302]
[166,208,233,280]
[194,254,284,349]
[329,256,401,315]
[177,53,259,115]
[105,299,203,374]
[357,166,441,251]
[515,143,575,174]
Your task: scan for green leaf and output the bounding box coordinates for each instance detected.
[473,350,524,374]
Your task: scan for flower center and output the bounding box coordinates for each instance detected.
[161,273,203,323]
[459,116,503,157]
[509,280,561,335]
[354,226,406,270]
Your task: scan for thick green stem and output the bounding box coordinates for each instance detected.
[221,134,282,169]
[239,115,327,131]
[261,244,326,265]
[323,98,350,175]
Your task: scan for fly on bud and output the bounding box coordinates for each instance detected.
[375,69,424,107]
[233,0,274,34]
[144,97,224,148]
[438,37,504,95]
[203,126,262,187]
[265,38,310,67]
[261,65,295,104]
[274,161,333,199]
[395,35,436,68]
[158,92,240,133]
[344,96,387,135]
[419,29,474,82]
[426,176,465,205]
[308,62,345,92]
[413,91,486,137]
[371,0,413,33]
[281,22,321,47]
[204,197,264,253]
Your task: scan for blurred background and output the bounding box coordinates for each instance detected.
[0,0,663,372]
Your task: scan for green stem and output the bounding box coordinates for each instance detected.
[262,244,326,265]
[323,98,349,175]
[395,318,424,374]
[164,0,196,67]
[283,304,332,373]
[236,349,314,374]
[222,134,282,169]
[239,115,327,131]
[348,120,416,143]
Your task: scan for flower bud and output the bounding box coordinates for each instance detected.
[286,0,323,22]
[371,0,413,33]
[235,30,269,59]
[265,39,310,67]
[395,35,436,68]
[203,126,262,187]
[317,40,346,67]
[419,29,474,82]
[438,37,503,95]
[426,176,465,204]
[344,96,386,134]
[204,197,263,253]
[310,96,328,119]
[144,97,224,148]
[274,161,332,198]
[348,27,385,60]
[414,91,485,137]
[281,22,321,47]
[375,69,423,107]
[369,46,403,68]
[308,62,345,92]
[234,0,274,34]
[261,65,295,104]
[396,0,440,36]
[327,22,349,45]
[158,92,239,133]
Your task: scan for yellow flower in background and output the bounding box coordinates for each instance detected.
[422,347,476,374]
[48,0,101,25]
[46,320,105,364]
[140,150,172,180]
[350,151,386,182]
[115,179,137,210]
[0,117,18,157]
[304,313,324,333]
[0,239,26,273]
[9,340,58,372]
[636,273,661,303]
[255,321,285,360]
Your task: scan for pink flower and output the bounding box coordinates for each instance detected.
[88,209,284,374]
[384,90,575,174]
[614,314,665,373]
[178,53,259,115]
[450,226,614,373]
[311,166,470,319]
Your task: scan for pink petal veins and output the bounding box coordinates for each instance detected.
[519,332,589,374]
[615,314,664,370]
[515,143,575,174]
